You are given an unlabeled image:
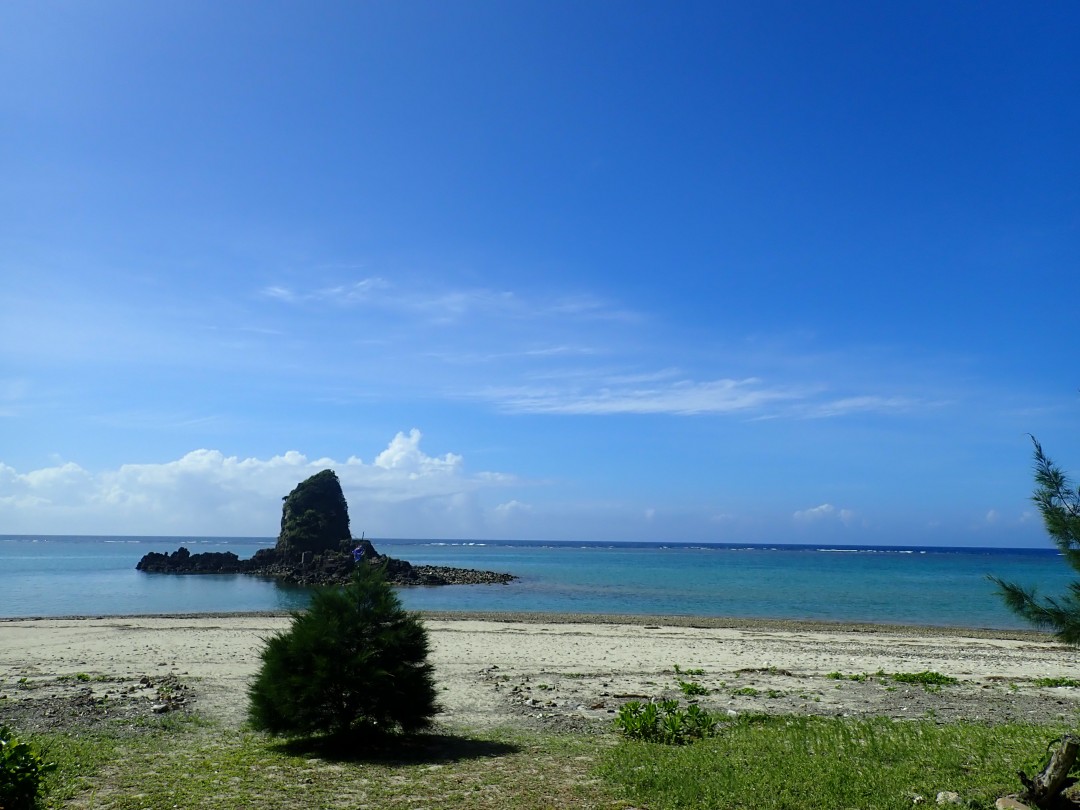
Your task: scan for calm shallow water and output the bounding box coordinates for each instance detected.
[0,535,1069,630]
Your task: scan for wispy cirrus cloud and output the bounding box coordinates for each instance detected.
[259,277,637,325]
[473,370,931,421]
[261,277,391,305]
[257,275,938,425]
[426,344,603,366]
[793,395,925,419]
[481,376,803,415]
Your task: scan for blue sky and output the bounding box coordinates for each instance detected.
[2,1,1078,545]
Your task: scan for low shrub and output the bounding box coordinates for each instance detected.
[614,700,718,744]
[0,725,56,810]
[248,561,438,741]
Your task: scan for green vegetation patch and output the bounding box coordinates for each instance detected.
[1032,677,1080,688]
[678,680,709,697]
[614,700,719,745]
[827,671,874,682]
[890,671,958,686]
[673,665,706,677]
[599,715,1067,810]
[1,724,56,810]
[826,670,957,690]
[730,687,759,697]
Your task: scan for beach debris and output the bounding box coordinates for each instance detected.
[1010,734,1079,810]
[996,799,1033,810]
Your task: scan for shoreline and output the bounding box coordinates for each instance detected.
[3,613,1077,735]
[0,609,1054,641]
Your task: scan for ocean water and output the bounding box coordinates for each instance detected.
[0,535,1071,630]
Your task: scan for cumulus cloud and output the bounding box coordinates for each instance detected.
[793,503,856,525]
[373,429,462,476]
[0,431,515,537]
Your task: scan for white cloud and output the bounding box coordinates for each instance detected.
[260,277,390,306]
[260,277,636,326]
[0,431,514,537]
[484,377,803,416]
[793,503,856,525]
[261,285,298,303]
[796,396,919,419]
[493,499,533,519]
[373,429,463,476]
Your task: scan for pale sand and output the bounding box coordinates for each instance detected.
[3,614,1080,731]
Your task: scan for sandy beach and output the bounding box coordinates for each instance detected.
[2,613,1079,734]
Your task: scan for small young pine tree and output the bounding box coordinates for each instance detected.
[992,437,1080,644]
[248,561,439,739]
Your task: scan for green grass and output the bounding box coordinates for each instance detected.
[1033,677,1080,688]
[29,717,622,810]
[34,729,121,808]
[22,705,1074,810]
[598,715,1066,810]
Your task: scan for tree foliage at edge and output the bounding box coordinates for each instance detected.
[991,437,1080,645]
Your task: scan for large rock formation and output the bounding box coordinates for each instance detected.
[276,469,351,558]
[136,469,515,588]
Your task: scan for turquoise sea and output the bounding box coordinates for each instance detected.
[0,535,1071,630]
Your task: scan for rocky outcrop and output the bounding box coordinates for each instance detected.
[136,541,515,587]
[136,469,515,588]
[386,561,517,586]
[275,470,352,558]
[136,547,246,574]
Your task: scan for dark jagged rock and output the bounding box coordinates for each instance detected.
[276,470,352,558]
[136,547,245,574]
[137,540,515,587]
[136,470,515,588]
